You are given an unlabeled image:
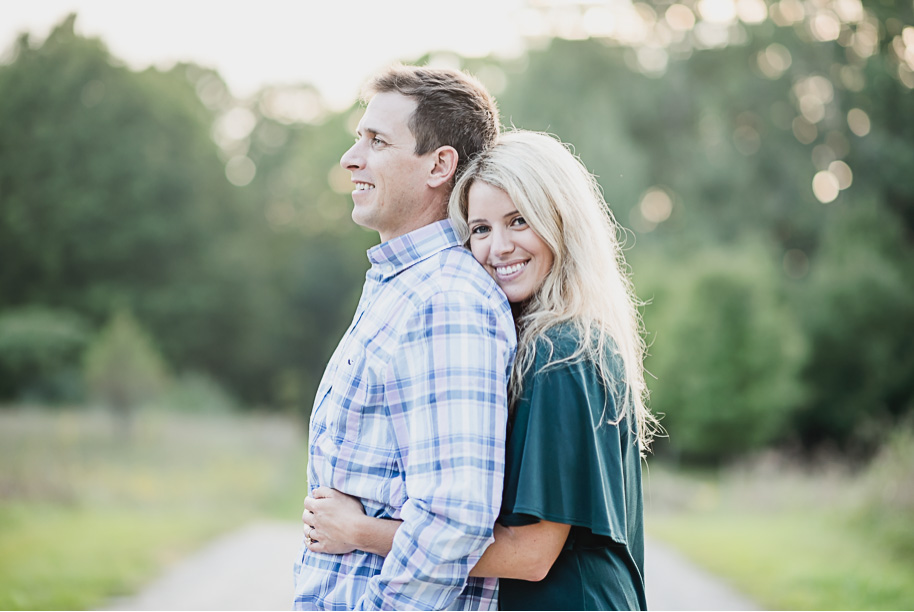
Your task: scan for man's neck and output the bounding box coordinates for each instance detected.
[378,200,448,243]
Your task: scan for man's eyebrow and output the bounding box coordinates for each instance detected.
[357,126,392,140]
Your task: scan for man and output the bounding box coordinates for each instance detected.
[293,65,516,611]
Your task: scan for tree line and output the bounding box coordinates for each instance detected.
[1,6,912,462]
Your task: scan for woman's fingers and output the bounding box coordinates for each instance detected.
[303,496,320,513]
[302,504,316,538]
[307,534,326,553]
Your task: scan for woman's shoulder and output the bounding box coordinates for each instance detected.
[532,323,622,373]
[532,322,580,362]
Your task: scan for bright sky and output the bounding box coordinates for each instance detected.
[0,0,528,109]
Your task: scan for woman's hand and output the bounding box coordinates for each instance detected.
[302,486,402,557]
[302,486,367,555]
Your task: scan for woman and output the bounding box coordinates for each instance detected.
[303,130,658,610]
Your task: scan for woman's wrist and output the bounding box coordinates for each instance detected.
[350,513,373,552]
[354,514,400,557]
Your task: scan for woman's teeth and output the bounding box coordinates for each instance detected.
[496,262,526,277]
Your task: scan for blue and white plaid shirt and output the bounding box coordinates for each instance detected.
[293,220,516,611]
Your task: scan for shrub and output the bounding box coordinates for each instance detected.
[794,200,914,452]
[158,372,237,414]
[0,307,89,402]
[641,243,807,463]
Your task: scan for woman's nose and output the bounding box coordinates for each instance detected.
[491,230,514,256]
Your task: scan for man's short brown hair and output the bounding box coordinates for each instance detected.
[363,64,500,180]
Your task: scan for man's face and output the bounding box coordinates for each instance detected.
[339,92,435,242]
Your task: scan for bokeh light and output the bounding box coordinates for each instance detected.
[847,107,871,136]
[792,116,818,144]
[217,107,257,141]
[639,187,674,223]
[698,0,738,24]
[225,155,256,187]
[833,0,865,23]
[810,9,842,41]
[828,160,853,189]
[736,0,768,24]
[259,87,326,125]
[812,170,840,203]
[665,4,697,31]
[770,0,805,26]
[757,43,792,79]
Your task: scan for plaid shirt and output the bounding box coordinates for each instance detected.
[293,220,516,611]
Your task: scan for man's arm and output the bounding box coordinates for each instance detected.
[354,291,512,611]
[304,489,569,582]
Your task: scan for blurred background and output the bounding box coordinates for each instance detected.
[1,0,913,609]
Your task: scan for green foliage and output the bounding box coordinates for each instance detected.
[794,202,914,450]
[641,244,806,462]
[0,308,89,402]
[84,310,168,417]
[0,15,371,409]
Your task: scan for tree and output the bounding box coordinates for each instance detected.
[84,309,168,425]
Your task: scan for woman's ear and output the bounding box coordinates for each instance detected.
[427,146,459,189]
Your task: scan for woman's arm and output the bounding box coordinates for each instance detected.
[470,521,569,581]
[303,487,569,581]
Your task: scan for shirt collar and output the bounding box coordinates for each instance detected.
[367,220,462,279]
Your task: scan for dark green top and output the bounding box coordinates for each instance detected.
[498,327,646,611]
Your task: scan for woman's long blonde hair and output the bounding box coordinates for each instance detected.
[449,130,659,453]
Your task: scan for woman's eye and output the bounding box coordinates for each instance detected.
[511,216,527,227]
[470,225,490,235]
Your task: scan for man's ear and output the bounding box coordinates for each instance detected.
[427,146,459,188]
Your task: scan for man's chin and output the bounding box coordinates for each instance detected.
[350,208,379,234]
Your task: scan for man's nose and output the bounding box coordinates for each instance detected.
[340,141,364,170]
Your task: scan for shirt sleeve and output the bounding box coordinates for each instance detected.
[354,290,512,611]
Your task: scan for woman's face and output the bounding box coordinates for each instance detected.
[466,181,554,304]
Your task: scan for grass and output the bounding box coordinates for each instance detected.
[0,505,224,610]
[0,406,308,610]
[644,442,914,610]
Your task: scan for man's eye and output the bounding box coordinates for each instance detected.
[371,137,385,146]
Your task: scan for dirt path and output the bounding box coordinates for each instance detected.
[108,521,761,610]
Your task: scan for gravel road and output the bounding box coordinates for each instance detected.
[107,521,761,610]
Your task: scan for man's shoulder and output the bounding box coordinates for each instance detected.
[410,245,506,306]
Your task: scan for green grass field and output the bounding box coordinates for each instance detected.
[645,444,914,610]
[0,407,308,610]
[4,407,912,611]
